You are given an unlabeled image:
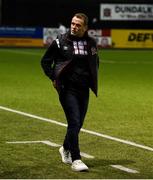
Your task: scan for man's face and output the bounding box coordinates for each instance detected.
[70,16,87,37]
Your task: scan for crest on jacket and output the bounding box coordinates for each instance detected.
[73,41,88,55]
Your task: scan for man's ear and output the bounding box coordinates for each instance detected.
[84,25,88,31]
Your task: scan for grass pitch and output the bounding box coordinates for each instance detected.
[0,48,153,178]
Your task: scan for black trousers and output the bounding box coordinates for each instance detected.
[59,84,89,161]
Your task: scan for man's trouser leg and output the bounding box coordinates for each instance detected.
[59,87,89,161]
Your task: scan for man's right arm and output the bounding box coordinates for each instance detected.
[41,40,58,81]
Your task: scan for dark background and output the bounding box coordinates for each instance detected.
[1,0,153,29]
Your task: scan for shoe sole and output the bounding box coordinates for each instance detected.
[71,167,89,172]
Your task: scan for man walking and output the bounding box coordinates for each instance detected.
[41,13,99,171]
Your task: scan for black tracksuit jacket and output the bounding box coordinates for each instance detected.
[41,31,99,96]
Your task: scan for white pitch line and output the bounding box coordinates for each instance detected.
[1,105,153,153]
[110,165,139,174]
[0,105,67,127]
[6,140,60,147]
[6,141,138,173]
[42,140,60,147]
[1,48,152,65]
[102,60,153,65]
[80,152,94,159]
[0,49,42,56]
[6,140,94,159]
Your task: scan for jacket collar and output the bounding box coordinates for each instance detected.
[66,30,89,41]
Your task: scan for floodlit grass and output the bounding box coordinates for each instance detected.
[0,48,153,178]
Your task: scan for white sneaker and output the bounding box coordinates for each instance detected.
[71,160,89,172]
[59,146,72,164]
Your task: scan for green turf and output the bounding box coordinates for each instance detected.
[0,48,153,178]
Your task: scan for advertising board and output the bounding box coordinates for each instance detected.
[100,4,153,21]
[112,29,153,48]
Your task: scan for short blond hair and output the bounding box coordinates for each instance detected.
[74,13,88,27]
